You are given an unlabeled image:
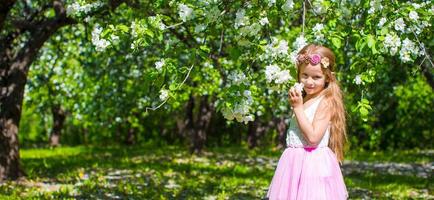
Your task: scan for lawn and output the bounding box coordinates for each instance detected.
[0,144,432,199]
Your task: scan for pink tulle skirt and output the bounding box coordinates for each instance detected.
[266,147,348,200]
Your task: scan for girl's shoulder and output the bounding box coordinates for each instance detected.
[315,96,333,118]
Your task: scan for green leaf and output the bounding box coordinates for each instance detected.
[145,29,154,38]
[200,45,210,53]
[331,37,341,48]
[360,107,369,117]
[169,83,177,91]
[117,24,129,33]
[366,34,375,48]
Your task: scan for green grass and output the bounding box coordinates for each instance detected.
[0,144,432,199]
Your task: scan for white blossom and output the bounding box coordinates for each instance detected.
[178,4,193,22]
[383,33,401,55]
[282,0,294,11]
[289,51,298,65]
[130,22,138,37]
[274,70,292,84]
[394,18,406,32]
[165,179,180,189]
[259,17,269,26]
[368,0,383,14]
[312,24,325,42]
[265,65,292,84]
[159,89,169,101]
[354,75,362,85]
[267,0,276,7]
[235,9,249,29]
[378,17,387,27]
[293,35,308,52]
[276,40,289,55]
[242,115,254,123]
[155,60,165,72]
[399,38,419,63]
[67,2,103,16]
[260,38,290,60]
[412,3,421,9]
[159,22,166,30]
[293,82,304,92]
[312,23,324,32]
[91,24,110,51]
[265,64,280,83]
[408,11,419,21]
[228,71,247,85]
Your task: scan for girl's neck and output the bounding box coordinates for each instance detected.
[304,89,326,102]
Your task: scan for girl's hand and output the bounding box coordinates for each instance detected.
[288,86,303,109]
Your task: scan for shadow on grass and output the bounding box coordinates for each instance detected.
[8,144,433,199]
[16,144,271,198]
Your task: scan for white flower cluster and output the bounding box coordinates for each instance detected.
[66,2,103,16]
[293,82,304,93]
[282,0,294,11]
[267,0,276,7]
[399,38,420,63]
[91,24,110,52]
[265,64,292,84]
[383,32,401,55]
[312,0,326,14]
[368,0,383,14]
[148,16,166,30]
[130,21,139,38]
[259,17,269,26]
[354,75,363,85]
[159,89,169,101]
[155,60,165,72]
[227,71,247,85]
[178,4,194,22]
[394,18,406,32]
[234,9,250,29]
[260,38,289,61]
[408,11,419,21]
[289,35,308,65]
[312,23,325,42]
[383,32,422,62]
[221,90,254,124]
[239,23,261,38]
[378,17,387,28]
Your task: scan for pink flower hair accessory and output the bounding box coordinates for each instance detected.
[309,54,321,65]
[296,53,330,69]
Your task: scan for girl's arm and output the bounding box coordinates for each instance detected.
[289,89,331,146]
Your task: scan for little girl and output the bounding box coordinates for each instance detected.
[266,44,348,199]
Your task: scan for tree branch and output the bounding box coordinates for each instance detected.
[0,0,16,31]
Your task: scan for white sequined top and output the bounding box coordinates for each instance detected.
[286,95,330,148]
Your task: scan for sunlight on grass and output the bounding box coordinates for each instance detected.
[0,145,430,199]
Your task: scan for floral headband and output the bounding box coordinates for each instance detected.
[296,53,330,69]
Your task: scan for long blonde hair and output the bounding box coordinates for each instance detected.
[296,44,347,162]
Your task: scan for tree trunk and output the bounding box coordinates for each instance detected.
[275,116,287,149]
[49,104,66,146]
[247,117,259,149]
[124,128,137,145]
[186,95,214,154]
[0,60,27,180]
[0,1,75,180]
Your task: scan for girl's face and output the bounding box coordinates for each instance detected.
[299,63,327,97]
